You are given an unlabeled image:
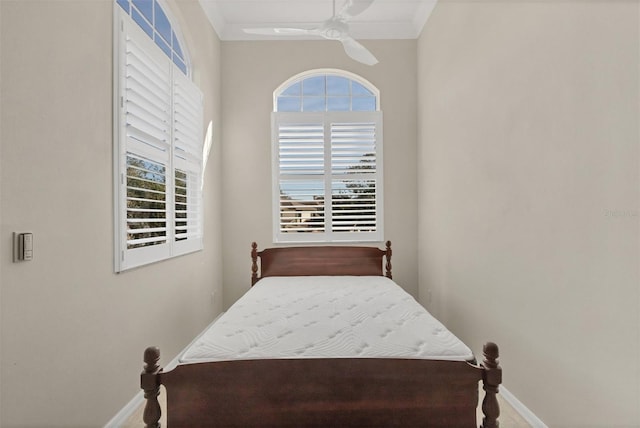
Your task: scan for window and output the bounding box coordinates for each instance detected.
[114,1,203,271]
[272,70,383,243]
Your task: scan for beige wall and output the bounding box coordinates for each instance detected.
[0,0,223,426]
[417,1,639,426]
[220,40,419,308]
[2,0,637,425]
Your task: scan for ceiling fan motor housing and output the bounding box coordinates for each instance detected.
[323,17,349,40]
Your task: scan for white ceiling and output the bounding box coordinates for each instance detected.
[198,0,439,41]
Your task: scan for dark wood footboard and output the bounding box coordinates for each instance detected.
[141,343,501,428]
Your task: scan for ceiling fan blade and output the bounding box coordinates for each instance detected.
[243,27,320,36]
[341,37,378,65]
[337,0,375,19]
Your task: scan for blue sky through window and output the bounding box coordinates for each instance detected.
[327,76,349,95]
[277,97,301,112]
[303,76,325,96]
[352,81,373,96]
[327,97,350,111]
[282,82,301,96]
[172,32,184,60]
[132,0,152,22]
[154,1,172,43]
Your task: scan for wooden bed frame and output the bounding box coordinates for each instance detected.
[141,241,501,427]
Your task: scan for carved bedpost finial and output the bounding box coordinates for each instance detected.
[141,347,162,428]
[481,342,502,428]
[385,241,392,279]
[251,242,258,287]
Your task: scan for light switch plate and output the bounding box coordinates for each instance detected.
[13,232,33,262]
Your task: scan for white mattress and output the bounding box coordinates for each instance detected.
[180,276,474,363]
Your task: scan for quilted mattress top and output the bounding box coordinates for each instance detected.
[180,276,474,363]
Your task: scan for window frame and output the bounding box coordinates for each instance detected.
[113,3,203,272]
[272,70,384,244]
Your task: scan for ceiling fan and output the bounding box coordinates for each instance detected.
[243,0,378,66]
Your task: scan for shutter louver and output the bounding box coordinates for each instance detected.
[279,180,325,233]
[330,123,377,174]
[125,35,171,150]
[332,179,377,232]
[173,72,203,245]
[331,122,378,234]
[277,122,325,233]
[278,124,325,175]
[126,154,167,248]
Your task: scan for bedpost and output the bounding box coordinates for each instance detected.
[251,242,259,286]
[385,240,392,279]
[141,347,162,428]
[480,342,502,428]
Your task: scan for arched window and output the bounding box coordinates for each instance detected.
[113,0,203,271]
[275,72,379,113]
[272,70,383,243]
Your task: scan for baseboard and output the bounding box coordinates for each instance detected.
[500,385,548,428]
[104,313,225,427]
[104,391,144,428]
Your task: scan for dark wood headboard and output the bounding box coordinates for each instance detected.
[251,242,392,286]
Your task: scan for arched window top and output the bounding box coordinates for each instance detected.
[274,69,380,113]
[116,0,189,75]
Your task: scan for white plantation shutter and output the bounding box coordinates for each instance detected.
[121,17,172,266]
[278,123,325,176]
[115,9,203,271]
[125,153,168,248]
[331,121,378,234]
[273,111,383,243]
[276,119,326,235]
[124,34,172,149]
[173,71,203,253]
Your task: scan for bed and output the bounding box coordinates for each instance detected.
[141,241,501,427]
